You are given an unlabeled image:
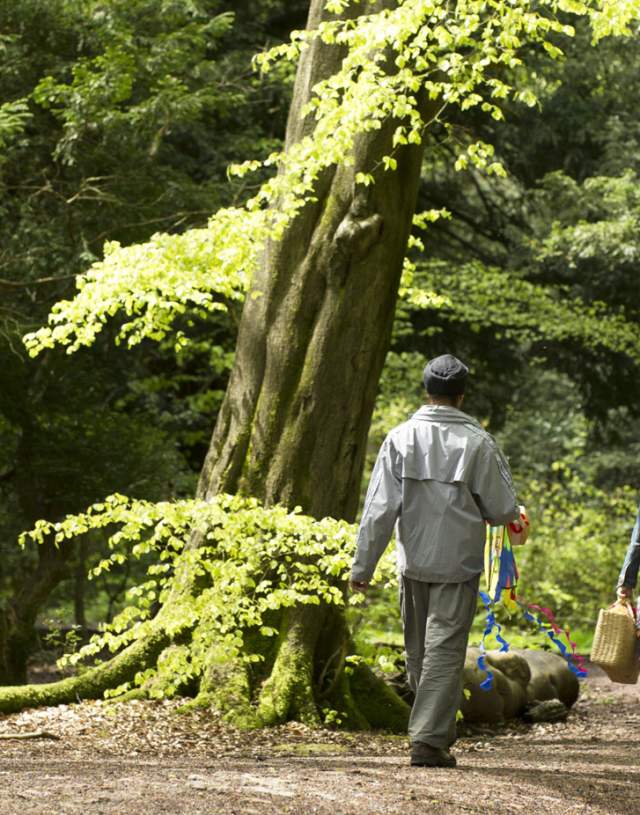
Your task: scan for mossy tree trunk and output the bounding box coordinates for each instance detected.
[198,0,424,521]
[192,0,425,730]
[0,0,423,727]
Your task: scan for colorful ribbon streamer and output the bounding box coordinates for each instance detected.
[520,602,588,679]
[477,523,588,689]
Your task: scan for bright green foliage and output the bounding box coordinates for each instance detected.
[590,0,640,37]
[15,2,253,354]
[517,469,635,630]
[0,0,295,675]
[27,220,254,354]
[518,456,637,644]
[20,494,394,696]
[498,370,638,635]
[25,0,640,356]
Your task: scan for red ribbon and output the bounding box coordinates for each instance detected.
[525,602,588,676]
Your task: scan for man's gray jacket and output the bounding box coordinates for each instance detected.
[351,405,518,584]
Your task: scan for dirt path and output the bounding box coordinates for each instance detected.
[1,664,639,815]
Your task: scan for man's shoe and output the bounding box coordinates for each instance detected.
[410,742,457,768]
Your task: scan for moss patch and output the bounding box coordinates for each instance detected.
[348,662,410,733]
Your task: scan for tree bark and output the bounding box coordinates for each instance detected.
[192,0,423,728]
[198,0,426,523]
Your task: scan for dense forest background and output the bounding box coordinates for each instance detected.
[1,0,638,686]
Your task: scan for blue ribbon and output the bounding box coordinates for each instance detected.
[477,590,511,691]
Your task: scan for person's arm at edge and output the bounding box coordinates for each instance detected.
[616,504,640,601]
[350,435,402,594]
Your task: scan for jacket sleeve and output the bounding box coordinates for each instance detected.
[618,505,640,589]
[351,435,402,582]
[471,441,519,526]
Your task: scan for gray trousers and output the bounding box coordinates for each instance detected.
[400,574,479,748]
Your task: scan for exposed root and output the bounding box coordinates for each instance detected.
[348,661,410,733]
[0,627,169,714]
[258,604,325,726]
[105,688,149,704]
[183,642,259,728]
[324,668,370,730]
[0,595,412,735]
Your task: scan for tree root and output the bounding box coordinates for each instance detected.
[323,668,370,730]
[348,661,410,732]
[0,600,411,735]
[0,627,169,714]
[257,604,324,726]
[183,642,259,728]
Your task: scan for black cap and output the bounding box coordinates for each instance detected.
[423,354,469,396]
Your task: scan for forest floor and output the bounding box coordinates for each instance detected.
[0,661,638,815]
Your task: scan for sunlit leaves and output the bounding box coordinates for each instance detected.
[590,0,640,38]
[517,461,636,626]
[19,492,393,694]
[24,213,259,355]
[27,0,640,357]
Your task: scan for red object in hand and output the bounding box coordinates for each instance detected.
[507,505,530,546]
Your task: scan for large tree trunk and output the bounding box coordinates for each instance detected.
[192,0,425,728]
[198,0,424,522]
[0,0,423,726]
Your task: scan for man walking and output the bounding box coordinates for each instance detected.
[350,354,520,768]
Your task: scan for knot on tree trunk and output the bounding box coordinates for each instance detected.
[330,190,384,285]
[333,211,384,260]
[333,210,384,255]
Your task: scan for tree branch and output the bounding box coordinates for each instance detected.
[0,274,77,289]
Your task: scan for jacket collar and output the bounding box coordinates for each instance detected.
[411,404,483,429]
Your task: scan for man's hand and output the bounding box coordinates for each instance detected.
[349,580,369,594]
[617,585,633,603]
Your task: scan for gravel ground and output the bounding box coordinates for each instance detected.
[0,663,638,815]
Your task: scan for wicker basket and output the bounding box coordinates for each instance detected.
[591,602,640,684]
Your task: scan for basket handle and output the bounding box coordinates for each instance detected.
[609,599,637,622]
